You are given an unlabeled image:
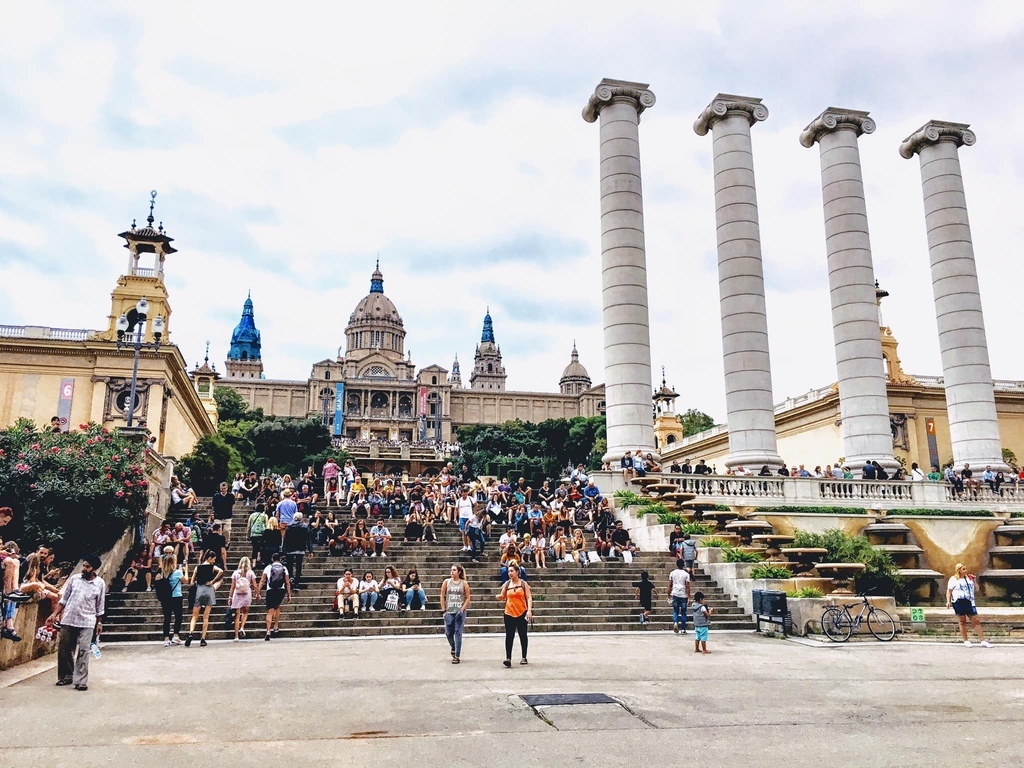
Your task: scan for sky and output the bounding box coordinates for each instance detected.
[1,1,1022,423]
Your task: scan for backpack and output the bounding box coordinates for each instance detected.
[154,574,173,600]
[234,571,252,595]
[268,562,286,590]
[249,512,266,538]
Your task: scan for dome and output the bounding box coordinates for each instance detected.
[560,343,589,381]
[347,262,404,329]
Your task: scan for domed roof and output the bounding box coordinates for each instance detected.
[347,263,404,329]
[560,343,590,381]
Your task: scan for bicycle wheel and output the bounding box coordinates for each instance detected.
[867,607,896,641]
[821,607,852,642]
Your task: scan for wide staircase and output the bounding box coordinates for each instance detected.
[101,496,754,641]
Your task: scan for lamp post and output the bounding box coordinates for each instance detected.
[115,296,165,428]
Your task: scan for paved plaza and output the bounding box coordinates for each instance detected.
[1,631,1021,767]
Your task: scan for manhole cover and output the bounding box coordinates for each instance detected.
[520,693,618,707]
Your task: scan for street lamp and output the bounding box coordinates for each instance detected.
[115,296,165,428]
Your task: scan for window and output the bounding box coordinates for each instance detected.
[487,363,493,373]
[371,330,385,348]
[241,351,248,361]
[325,370,331,380]
[431,375,437,385]
[667,435,677,444]
[363,364,389,377]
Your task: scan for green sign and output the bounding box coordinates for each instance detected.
[909,607,925,623]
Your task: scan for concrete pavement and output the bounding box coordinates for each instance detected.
[1,631,1021,767]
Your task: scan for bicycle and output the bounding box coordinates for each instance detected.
[820,593,897,642]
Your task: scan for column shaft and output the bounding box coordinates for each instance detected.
[584,80,658,462]
[694,95,782,470]
[900,122,1005,470]
[801,109,897,469]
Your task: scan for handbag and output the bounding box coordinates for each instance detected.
[384,591,400,611]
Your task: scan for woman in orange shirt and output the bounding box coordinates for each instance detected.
[497,562,533,667]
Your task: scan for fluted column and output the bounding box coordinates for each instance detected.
[693,94,783,470]
[800,108,897,469]
[900,121,1007,470]
[583,78,657,462]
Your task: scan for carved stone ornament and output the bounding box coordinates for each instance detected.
[103,378,151,422]
[693,93,768,136]
[890,414,910,451]
[799,107,876,148]
[582,78,656,123]
[898,120,976,159]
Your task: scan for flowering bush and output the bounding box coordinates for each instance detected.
[0,419,149,561]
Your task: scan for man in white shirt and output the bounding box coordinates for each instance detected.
[456,487,475,552]
[668,558,691,635]
[369,521,391,557]
[50,554,106,690]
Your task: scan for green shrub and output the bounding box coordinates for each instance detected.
[723,547,764,563]
[887,508,995,518]
[784,528,905,601]
[751,564,793,580]
[755,506,868,515]
[633,502,670,519]
[700,537,729,548]
[677,522,714,535]
[1012,511,1024,519]
[786,587,825,599]
[613,489,643,507]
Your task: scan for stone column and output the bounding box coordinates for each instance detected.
[583,78,658,463]
[899,121,1007,470]
[800,108,897,470]
[694,94,783,471]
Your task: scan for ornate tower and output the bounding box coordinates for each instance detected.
[653,367,683,449]
[470,308,507,391]
[559,342,592,395]
[190,341,221,426]
[449,354,463,388]
[100,190,176,343]
[225,292,264,379]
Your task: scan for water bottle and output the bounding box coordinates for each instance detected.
[91,642,102,659]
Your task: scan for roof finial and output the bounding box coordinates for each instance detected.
[204,340,210,364]
[661,365,667,387]
[247,288,251,299]
[147,190,157,226]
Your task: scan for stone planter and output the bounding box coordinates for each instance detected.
[788,595,898,637]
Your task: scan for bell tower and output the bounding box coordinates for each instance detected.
[100,191,176,343]
[470,308,507,391]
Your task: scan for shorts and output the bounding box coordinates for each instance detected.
[266,588,286,609]
[695,626,709,642]
[640,597,653,612]
[458,518,469,533]
[952,598,977,617]
[195,585,216,608]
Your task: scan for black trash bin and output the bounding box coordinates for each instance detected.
[753,589,789,636]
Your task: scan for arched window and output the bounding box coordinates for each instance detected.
[241,351,248,361]
[362,364,390,378]
[325,370,331,380]
[487,363,493,373]
[666,435,677,444]
[431,375,437,385]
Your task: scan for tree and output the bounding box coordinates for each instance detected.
[249,417,330,475]
[177,433,243,496]
[0,420,149,562]
[679,409,716,437]
[214,386,249,422]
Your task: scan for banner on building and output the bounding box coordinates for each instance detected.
[925,417,940,471]
[418,386,428,416]
[334,382,344,436]
[57,378,74,432]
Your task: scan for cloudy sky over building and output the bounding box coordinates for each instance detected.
[1,1,1021,420]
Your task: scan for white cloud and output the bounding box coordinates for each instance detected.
[1,0,1023,426]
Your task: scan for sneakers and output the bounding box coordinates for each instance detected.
[265,633,271,641]
[184,634,193,648]
[380,553,387,558]
[164,639,171,647]
[1,628,23,642]
[370,553,377,558]
[200,638,208,647]
[964,640,973,647]
[673,623,679,634]
[980,641,993,648]
[170,637,182,645]
[420,605,426,611]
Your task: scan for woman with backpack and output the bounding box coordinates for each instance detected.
[259,553,291,640]
[260,516,281,566]
[154,553,184,646]
[185,550,222,647]
[229,557,259,641]
[247,505,269,564]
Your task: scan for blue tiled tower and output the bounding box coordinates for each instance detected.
[225,292,264,379]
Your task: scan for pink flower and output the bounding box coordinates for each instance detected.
[112,455,120,461]
[105,474,113,480]
[29,483,36,489]
[126,492,132,497]
[140,480,149,487]
[30,443,40,450]
[101,427,109,434]
[116,491,125,498]
[124,480,133,487]
[17,453,25,459]
[50,446,60,453]
[79,424,88,430]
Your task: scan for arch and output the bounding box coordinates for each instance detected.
[324,370,331,380]
[487,363,493,373]
[666,434,677,444]
[431,375,437,385]
[398,394,413,417]
[360,363,392,378]
[371,391,389,409]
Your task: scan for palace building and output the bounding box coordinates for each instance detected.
[218,264,607,442]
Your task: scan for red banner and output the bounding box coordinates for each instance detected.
[418,386,428,416]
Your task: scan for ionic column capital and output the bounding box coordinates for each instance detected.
[799,107,876,148]
[693,93,768,136]
[582,78,656,123]
[899,119,976,159]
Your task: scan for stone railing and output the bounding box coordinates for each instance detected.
[0,325,94,341]
[606,471,1024,511]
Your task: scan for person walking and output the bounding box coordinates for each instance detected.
[282,512,313,591]
[946,563,992,647]
[633,570,657,626]
[258,552,291,640]
[497,562,532,667]
[668,558,691,635]
[228,557,258,641]
[211,482,235,545]
[247,504,269,564]
[153,553,183,646]
[441,564,471,663]
[185,550,223,647]
[49,554,105,691]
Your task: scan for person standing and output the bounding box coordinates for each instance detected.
[185,551,222,647]
[281,512,312,591]
[497,562,532,667]
[228,557,258,641]
[946,563,992,647]
[258,553,291,640]
[456,487,475,552]
[211,482,235,545]
[441,564,471,663]
[247,505,268,563]
[153,553,183,647]
[691,591,713,654]
[633,570,657,626]
[276,489,298,543]
[668,558,691,635]
[681,535,697,574]
[50,554,105,691]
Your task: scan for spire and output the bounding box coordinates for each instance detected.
[571,341,579,362]
[204,340,210,365]
[370,261,384,294]
[147,190,157,227]
[661,365,667,388]
[480,308,495,344]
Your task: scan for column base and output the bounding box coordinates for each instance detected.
[953,458,1012,474]
[845,455,901,473]
[724,452,783,473]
